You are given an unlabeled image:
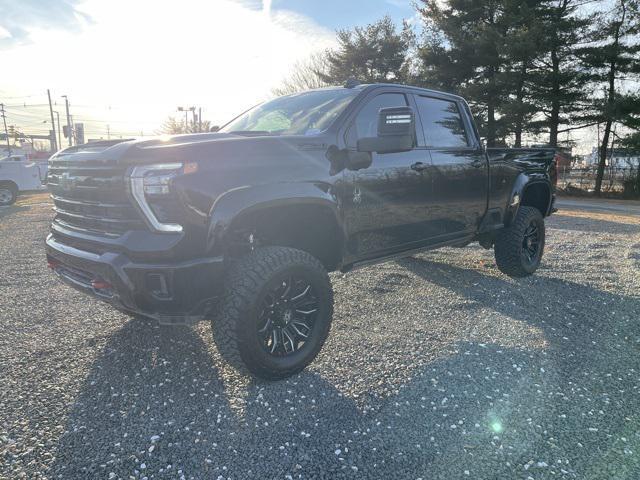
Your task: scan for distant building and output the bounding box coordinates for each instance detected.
[587,148,640,167]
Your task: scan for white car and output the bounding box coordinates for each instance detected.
[0,156,48,205]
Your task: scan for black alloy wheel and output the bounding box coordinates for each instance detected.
[212,246,333,380]
[521,221,541,266]
[494,206,545,278]
[257,276,319,356]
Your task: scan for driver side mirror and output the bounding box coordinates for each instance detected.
[357,106,415,154]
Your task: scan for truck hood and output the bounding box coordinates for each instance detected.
[52,132,331,170]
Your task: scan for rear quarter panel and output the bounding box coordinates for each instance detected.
[486,148,555,223]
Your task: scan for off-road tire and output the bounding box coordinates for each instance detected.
[212,246,333,380]
[0,183,17,206]
[494,206,545,278]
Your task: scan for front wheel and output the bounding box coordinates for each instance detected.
[494,206,545,278]
[0,185,17,206]
[212,247,333,380]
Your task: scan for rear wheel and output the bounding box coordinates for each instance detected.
[494,206,545,277]
[212,246,333,380]
[0,184,17,206]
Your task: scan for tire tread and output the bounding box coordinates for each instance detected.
[494,206,544,278]
[212,246,333,380]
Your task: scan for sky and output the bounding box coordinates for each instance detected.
[0,0,414,142]
[0,0,602,153]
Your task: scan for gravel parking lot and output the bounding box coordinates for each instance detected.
[1,194,639,480]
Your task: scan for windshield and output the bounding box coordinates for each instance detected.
[221,88,360,136]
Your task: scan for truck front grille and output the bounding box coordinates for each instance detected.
[48,158,145,237]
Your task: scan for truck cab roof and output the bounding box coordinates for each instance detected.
[309,82,466,103]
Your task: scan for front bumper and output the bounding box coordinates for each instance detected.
[46,234,225,324]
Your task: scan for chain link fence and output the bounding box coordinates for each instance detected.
[557,165,640,198]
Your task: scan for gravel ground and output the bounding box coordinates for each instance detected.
[1,193,639,480]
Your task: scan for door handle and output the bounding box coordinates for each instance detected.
[410,161,429,172]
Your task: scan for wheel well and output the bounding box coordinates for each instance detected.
[0,180,18,194]
[521,183,550,216]
[226,204,344,271]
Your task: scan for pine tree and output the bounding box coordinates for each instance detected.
[577,0,640,195]
[319,16,414,85]
[497,0,547,146]
[529,0,592,147]
[417,0,522,146]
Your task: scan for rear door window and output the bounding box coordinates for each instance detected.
[415,96,469,148]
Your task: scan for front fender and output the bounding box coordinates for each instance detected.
[206,182,341,253]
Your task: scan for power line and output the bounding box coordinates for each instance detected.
[0,94,42,100]
[9,120,51,127]
[73,117,161,124]
[4,112,160,128]
[2,105,171,139]
[4,108,161,124]
[3,109,49,118]
[6,102,180,111]
[4,103,50,108]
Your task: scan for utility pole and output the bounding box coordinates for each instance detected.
[198,107,202,133]
[107,125,110,140]
[54,112,62,150]
[62,95,72,146]
[47,89,58,151]
[0,103,10,156]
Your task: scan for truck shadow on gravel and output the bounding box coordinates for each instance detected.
[399,254,640,344]
[45,320,556,479]
[48,258,640,479]
[48,320,236,478]
[395,254,640,475]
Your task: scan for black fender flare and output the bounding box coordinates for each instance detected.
[504,173,552,226]
[206,182,344,254]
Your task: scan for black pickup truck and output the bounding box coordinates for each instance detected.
[46,83,556,379]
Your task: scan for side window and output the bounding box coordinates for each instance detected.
[347,93,408,147]
[415,96,469,148]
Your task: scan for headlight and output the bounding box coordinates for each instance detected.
[143,170,177,195]
[130,163,195,233]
